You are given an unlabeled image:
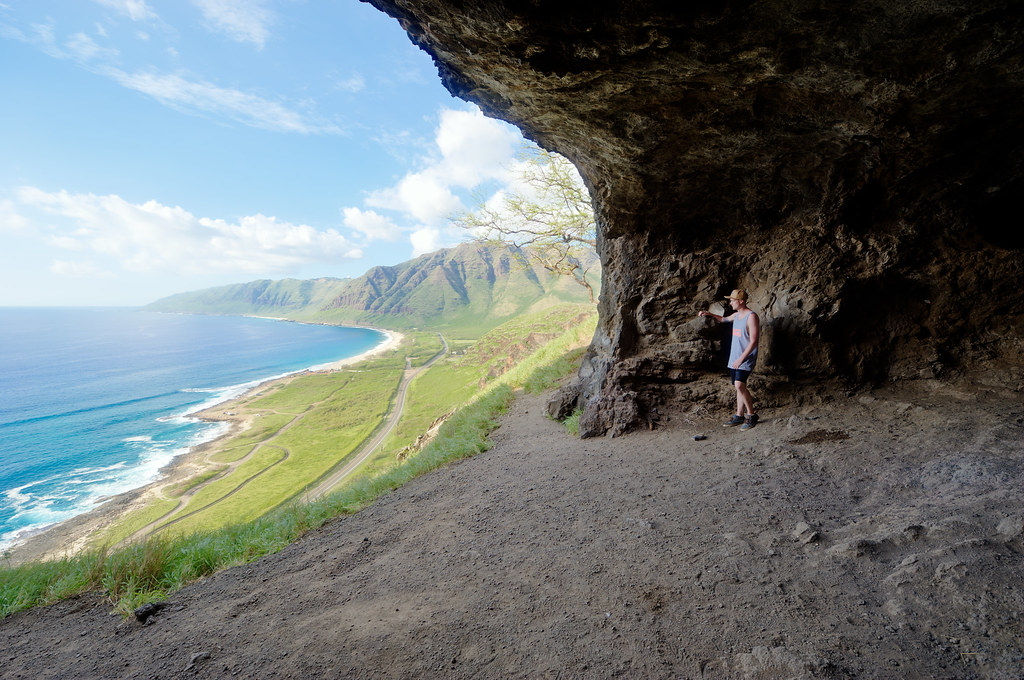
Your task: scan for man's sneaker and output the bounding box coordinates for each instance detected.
[741,414,759,431]
[724,414,745,427]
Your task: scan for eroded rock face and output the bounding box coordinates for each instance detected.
[365,0,1024,436]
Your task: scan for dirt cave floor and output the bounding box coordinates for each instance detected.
[3,381,1023,679]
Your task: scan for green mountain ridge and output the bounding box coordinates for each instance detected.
[146,243,596,331]
[147,277,351,317]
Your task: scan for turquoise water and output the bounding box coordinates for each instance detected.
[0,308,385,550]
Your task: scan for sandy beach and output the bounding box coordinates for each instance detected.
[3,328,404,565]
[307,328,403,371]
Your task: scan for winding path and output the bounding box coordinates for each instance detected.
[304,333,448,500]
[120,380,350,545]
[118,334,447,545]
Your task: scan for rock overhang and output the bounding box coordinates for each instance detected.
[365,0,1024,435]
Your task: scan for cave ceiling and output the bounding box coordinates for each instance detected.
[365,0,1024,436]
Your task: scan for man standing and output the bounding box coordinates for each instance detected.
[699,289,760,430]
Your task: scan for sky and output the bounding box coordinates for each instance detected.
[0,0,530,306]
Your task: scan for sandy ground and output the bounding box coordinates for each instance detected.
[2,377,1022,678]
[3,330,403,565]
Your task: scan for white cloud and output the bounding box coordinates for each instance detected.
[363,107,522,225]
[342,207,400,241]
[92,0,157,22]
[0,199,29,231]
[46,234,85,250]
[65,32,119,61]
[366,172,462,225]
[29,21,62,58]
[410,228,441,258]
[0,19,73,59]
[17,187,363,277]
[433,108,521,187]
[51,259,110,278]
[372,128,428,164]
[0,21,24,43]
[191,0,272,49]
[104,68,342,134]
[334,73,366,94]
[338,106,530,260]
[6,13,334,135]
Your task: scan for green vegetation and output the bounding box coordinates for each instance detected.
[562,408,584,437]
[96,499,181,548]
[155,447,286,534]
[0,306,595,618]
[145,277,350,317]
[166,468,227,497]
[374,305,594,468]
[245,372,358,413]
[98,358,405,545]
[209,413,294,463]
[406,331,446,367]
[146,243,595,336]
[453,145,598,302]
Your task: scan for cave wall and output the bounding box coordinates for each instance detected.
[365,0,1024,436]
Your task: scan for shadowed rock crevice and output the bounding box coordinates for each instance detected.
[365,0,1024,436]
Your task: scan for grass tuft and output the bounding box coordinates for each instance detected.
[562,408,584,437]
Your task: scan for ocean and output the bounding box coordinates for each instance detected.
[0,308,385,551]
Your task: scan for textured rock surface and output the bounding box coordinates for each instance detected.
[366,0,1024,435]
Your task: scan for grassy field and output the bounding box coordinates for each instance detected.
[96,499,182,548]
[1,306,596,617]
[96,350,410,547]
[367,304,595,472]
[210,413,294,464]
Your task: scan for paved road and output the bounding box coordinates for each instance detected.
[305,333,448,500]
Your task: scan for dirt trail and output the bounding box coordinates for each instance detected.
[2,381,1023,679]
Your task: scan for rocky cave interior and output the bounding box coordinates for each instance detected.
[365,0,1024,436]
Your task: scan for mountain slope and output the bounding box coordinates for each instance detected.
[146,243,595,331]
[146,278,350,317]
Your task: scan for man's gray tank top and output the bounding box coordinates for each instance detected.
[729,310,757,371]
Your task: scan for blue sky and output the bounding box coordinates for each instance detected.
[0,0,527,306]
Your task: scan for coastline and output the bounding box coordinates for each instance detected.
[307,327,402,371]
[3,328,404,565]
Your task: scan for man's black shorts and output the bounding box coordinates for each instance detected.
[730,368,751,384]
